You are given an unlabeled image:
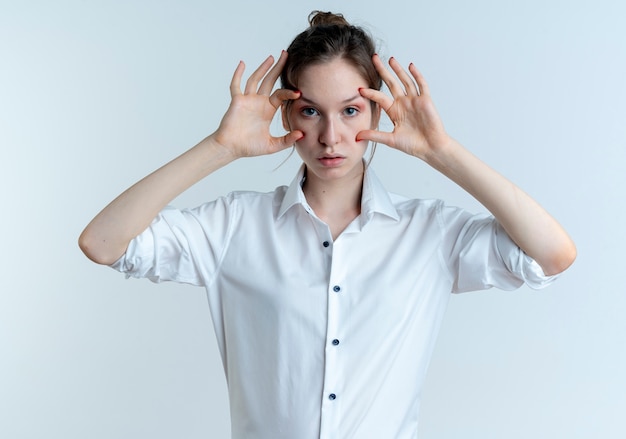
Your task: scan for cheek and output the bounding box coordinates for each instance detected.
[348,118,372,138]
[289,118,309,138]
[294,131,314,151]
[289,118,317,141]
[288,113,312,129]
[293,141,311,162]
[293,133,306,151]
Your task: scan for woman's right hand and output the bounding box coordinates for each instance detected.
[79,52,303,266]
[211,51,303,159]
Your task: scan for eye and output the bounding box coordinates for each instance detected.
[343,107,359,117]
[301,107,319,117]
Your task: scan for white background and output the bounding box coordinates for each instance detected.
[1,0,625,437]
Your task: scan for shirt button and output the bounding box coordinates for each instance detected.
[333,285,341,293]
[323,241,330,247]
[332,339,340,346]
[329,393,336,400]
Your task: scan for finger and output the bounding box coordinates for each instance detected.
[272,129,304,151]
[389,57,419,96]
[244,55,275,95]
[356,128,394,146]
[270,88,301,108]
[372,54,405,98]
[359,88,393,112]
[230,61,245,97]
[258,50,288,96]
[409,63,430,96]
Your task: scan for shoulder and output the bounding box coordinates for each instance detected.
[388,192,489,232]
[389,192,446,216]
[194,185,289,207]
[187,185,290,221]
[224,185,288,204]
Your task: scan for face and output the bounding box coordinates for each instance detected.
[282,57,379,185]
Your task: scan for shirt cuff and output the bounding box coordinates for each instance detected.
[495,223,560,290]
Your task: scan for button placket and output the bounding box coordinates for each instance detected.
[319,238,347,437]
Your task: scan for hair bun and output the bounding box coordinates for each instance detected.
[308,10,349,27]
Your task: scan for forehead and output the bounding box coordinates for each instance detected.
[296,58,369,103]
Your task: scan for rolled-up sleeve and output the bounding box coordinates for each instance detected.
[110,197,236,287]
[494,222,558,290]
[438,203,559,293]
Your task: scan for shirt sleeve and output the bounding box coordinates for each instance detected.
[109,196,237,287]
[437,202,559,293]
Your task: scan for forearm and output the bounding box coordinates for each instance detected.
[423,137,576,276]
[78,135,236,265]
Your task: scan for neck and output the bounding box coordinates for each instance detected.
[302,166,364,239]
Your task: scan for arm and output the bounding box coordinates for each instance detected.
[358,55,576,276]
[79,52,303,265]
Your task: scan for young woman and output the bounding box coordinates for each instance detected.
[79,11,576,439]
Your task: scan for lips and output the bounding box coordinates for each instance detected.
[318,155,345,167]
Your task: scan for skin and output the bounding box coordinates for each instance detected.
[282,58,380,238]
[79,50,576,275]
[359,55,576,274]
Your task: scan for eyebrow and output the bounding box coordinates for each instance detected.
[298,94,363,106]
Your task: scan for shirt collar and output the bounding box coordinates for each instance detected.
[278,163,399,222]
[277,164,310,219]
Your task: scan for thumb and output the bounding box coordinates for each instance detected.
[273,129,304,151]
[357,129,393,146]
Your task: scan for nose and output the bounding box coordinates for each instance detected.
[319,117,339,146]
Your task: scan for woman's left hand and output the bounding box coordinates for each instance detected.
[357,54,450,159]
[359,56,576,276]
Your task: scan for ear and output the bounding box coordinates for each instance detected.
[281,102,291,131]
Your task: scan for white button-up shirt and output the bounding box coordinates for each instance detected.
[112,165,556,438]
